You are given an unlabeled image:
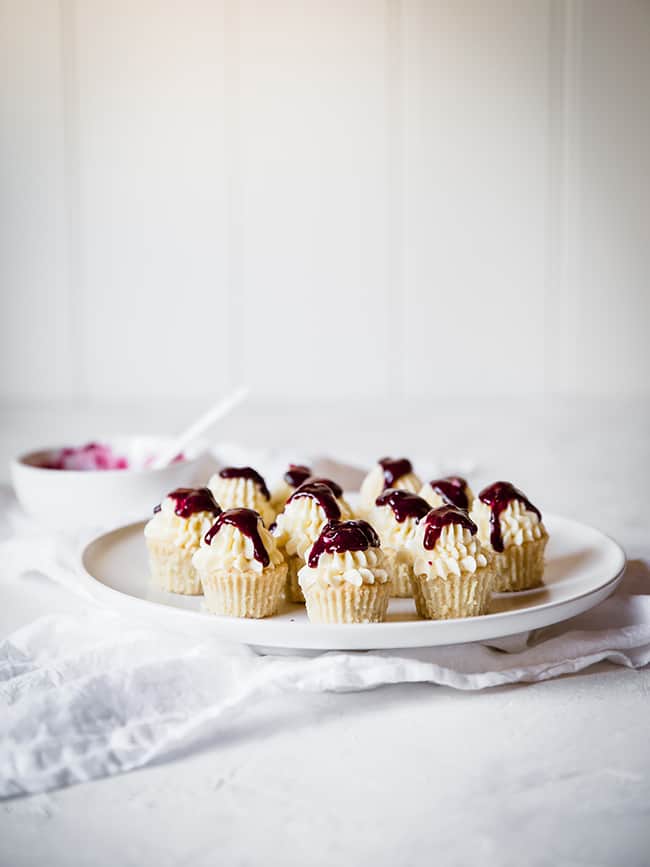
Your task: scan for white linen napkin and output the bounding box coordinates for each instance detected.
[2,565,650,799]
[1,453,649,799]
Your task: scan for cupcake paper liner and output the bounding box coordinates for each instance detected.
[385,551,414,598]
[286,555,306,604]
[493,537,547,592]
[303,582,391,624]
[146,538,203,595]
[200,563,287,618]
[411,567,494,620]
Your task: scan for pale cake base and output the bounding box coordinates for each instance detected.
[303,582,391,624]
[147,538,202,595]
[493,537,547,592]
[411,568,494,620]
[200,563,287,618]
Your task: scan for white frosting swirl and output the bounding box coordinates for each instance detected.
[270,480,294,514]
[192,516,283,575]
[410,522,491,581]
[298,547,389,591]
[144,497,216,550]
[208,473,274,526]
[359,464,421,515]
[371,502,422,551]
[273,494,353,560]
[471,498,547,550]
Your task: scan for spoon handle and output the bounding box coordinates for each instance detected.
[151,386,249,469]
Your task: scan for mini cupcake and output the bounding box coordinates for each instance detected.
[372,489,431,597]
[409,506,495,619]
[299,520,391,623]
[273,480,354,603]
[358,457,421,517]
[419,476,474,512]
[208,466,274,526]
[144,487,221,594]
[471,481,548,592]
[192,508,286,618]
[270,464,312,515]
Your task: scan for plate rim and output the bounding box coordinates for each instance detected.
[77,514,627,649]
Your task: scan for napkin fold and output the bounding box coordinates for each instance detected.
[2,559,650,799]
[1,452,649,800]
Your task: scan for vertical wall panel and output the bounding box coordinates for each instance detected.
[402,0,551,396]
[0,0,70,398]
[234,0,391,397]
[563,0,650,394]
[74,0,229,399]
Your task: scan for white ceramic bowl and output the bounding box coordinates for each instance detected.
[11,435,214,531]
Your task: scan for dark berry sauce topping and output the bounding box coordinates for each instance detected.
[308,519,381,568]
[283,464,312,489]
[421,506,477,551]
[304,476,343,499]
[154,487,221,519]
[478,481,542,553]
[428,476,470,511]
[378,457,413,489]
[288,481,341,521]
[375,489,431,523]
[219,466,270,500]
[204,508,269,566]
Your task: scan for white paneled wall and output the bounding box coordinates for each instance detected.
[73,0,230,398]
[0,0,70,398]
[566,0,650,394]
[1,0,649,402]
[236,0,392,396]
[402,1,550,395]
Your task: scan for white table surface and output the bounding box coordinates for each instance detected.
[1,396,649,867]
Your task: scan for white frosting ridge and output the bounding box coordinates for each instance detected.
[298,547,390,591]
[471,498,547,550]
[208,474,274,526]
[371,503,422,551]
[192,517,283,575]
[270,480,294,514]
[411,522,491,581]
[144,497,216,550]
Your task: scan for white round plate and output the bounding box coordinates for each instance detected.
[79,514,625,651]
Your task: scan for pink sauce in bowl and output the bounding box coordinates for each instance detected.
[38,442,185,471]
[41,442,130,471]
